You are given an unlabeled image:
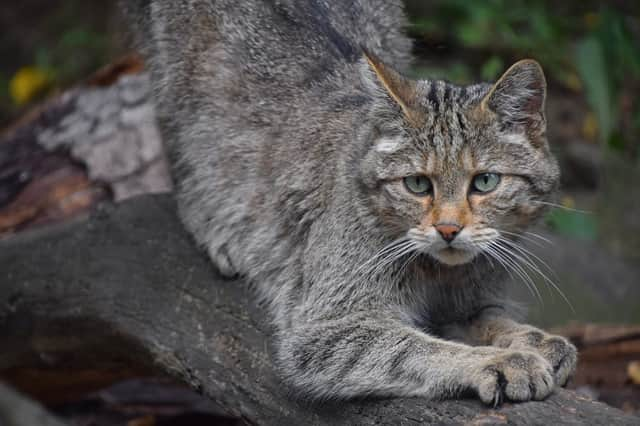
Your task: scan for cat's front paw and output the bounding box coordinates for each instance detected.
[471,350,554,406]
[498,330,577,387]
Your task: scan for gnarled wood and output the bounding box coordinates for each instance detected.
[0,195,637,425]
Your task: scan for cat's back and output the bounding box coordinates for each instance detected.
[121,0,412,277]
[125,0,411,107]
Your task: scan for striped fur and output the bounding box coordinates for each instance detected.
[122,0,576,404]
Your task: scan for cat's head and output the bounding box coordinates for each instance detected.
[359,53,559,266]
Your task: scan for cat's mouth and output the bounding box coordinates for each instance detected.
[432,247,476,266]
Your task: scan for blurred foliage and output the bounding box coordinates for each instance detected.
[0,0,117,125]
[543,196,597,241]
[9,67,52,106]
[3,0,639,156]
[545,209,598,241]
[406,0,640,157]
[8,26,110,104]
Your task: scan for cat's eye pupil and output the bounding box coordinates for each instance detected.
[404,176,432,196]
[472,173,500,193]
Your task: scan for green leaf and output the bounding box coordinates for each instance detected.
[34,48,52,69]
[409,62,471,85]
[480,56,504,81]
[575,36,615,144]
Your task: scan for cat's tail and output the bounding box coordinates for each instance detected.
[119,0,186,70]
[119,0,152,51]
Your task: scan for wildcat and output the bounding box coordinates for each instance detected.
[122,0,577,405]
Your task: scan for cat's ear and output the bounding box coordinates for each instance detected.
[362,50,422,125]
[480,59,546,133]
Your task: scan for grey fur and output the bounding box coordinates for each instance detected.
[122,0,576,404]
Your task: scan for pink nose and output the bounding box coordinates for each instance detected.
[434,223,462,243]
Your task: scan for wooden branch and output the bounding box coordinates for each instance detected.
[0,383,68,426]
[0,195,636,425]
[0,59,170,237]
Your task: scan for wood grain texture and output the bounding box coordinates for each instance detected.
[0,195,637,425]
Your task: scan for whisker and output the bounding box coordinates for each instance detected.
[352,237,411,276]
[489,241,544,305]
[497,229,547,248]
[480,251,496,269]
[480,245,514,281]
[398,251,420,276]
[524,231,554,245]
[360,240,418,280]
[532,200,591,214]
[481,242,539,303]
[497,237,558,280]
[493,239,574,313]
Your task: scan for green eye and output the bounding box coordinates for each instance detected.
[403,175,432,196]
[472,173,501,193]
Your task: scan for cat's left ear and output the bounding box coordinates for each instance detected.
[481,59,546,134]
[361,49,423,125]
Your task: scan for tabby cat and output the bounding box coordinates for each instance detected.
[122,0,577,405]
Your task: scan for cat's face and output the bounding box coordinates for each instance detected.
[360,57,559,266]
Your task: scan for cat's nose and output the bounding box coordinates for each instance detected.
[434,223,462,243]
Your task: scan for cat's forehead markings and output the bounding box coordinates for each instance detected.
[375,136,403,153]
[431,133,447,158]
[460,148,474,170]
[501,133,529,146]
[425,154,436,175]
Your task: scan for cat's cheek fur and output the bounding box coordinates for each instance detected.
[469,176,541,230]
[375,181,429,229]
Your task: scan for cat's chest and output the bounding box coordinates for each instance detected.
[400,274,491,331]
[397,260,502,329]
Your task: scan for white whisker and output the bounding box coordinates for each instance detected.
[532,200,591,214]
[360,240,418,281]
[481,242,536,300]
[497,229,547,248]
[352,237,411,276]
[492,238,574,313]
[524,231,554,245]
[489,241,544,305]
[497,237,558,280]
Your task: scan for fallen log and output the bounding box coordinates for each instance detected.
[0,383,68,426]
[0,195,637,425]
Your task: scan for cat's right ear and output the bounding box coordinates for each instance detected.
[361,50,422,125]
[480,59,547,135]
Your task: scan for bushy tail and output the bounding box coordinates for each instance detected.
[119,0,152,50]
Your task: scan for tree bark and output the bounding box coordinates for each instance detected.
[0,195,636,425]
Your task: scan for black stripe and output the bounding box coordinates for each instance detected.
[458,85,468,101]
[427,83,439,108]
[387,336,414,380]
[314,323,362,367]
[443,84,452,103]
[335,337,371,379]
[307,0,359,61]
[457,111,467,132]
[294,333,323,370]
